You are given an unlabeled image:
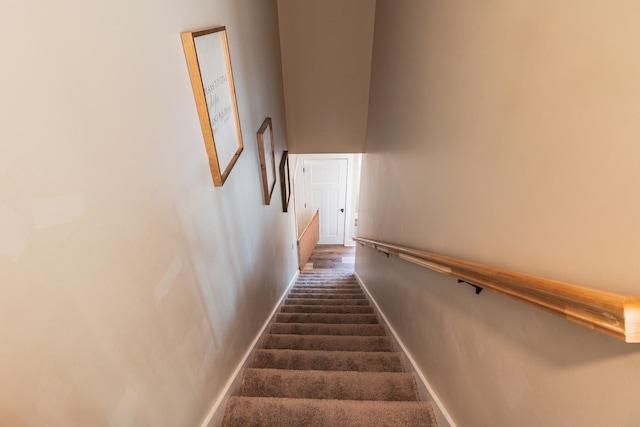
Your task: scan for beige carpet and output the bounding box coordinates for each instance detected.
[221,272,437,426]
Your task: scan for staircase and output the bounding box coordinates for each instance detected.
[221,271,437,426]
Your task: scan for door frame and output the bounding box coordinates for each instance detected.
[292,153,361,246]
[303,157,348,245]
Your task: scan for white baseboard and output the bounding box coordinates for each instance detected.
[355,272,456,427]
[200,270,300,427]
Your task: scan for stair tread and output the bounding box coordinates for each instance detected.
[263,334,394,352]
[289,290,364,295]
[294,284,359,287]
[285,298,370,306]
[252,349,405,371]
[297,276,358,279]
[284,293,367,299]
[269,322,386,336]
[280,305,374,314]
[294,280,358,283]
[222,397,437,427]
[275,313,379,324]
[293,287,360,290]
[289,286,364,294]
[240,368,420,401]
[295,280,359,283]
[292,285,362,288]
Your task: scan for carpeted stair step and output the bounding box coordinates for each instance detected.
[275,313,378,324]
[269,322,386,336]
[284,293,366,300]
[290,286,363,294]
[296,274,356,278]
[280,305,374,314]
[239,368,420,401]
[289,288,364,295]
[294,284,359,288]
[252,349,405,372]
[295,281,358,285]
[293,284,360,287]
[222,397,437,427]
[262,334,394,352]
[285,297,370,306]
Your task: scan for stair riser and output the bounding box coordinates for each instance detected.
[222,397,437,427]
[269,323,386,336]
[292,284,361,287]
[280,305,374,314]
[285,298,370,306]
[286,294,367,299]
[275,313,379,324]
[263,334,395,352]
[298,276,357,279]
[296,279,359,285]
[289,290,364,295]
[296,281,359,284]
[291,285,362,292]
[252,349,405,372]
[239,369,420,401]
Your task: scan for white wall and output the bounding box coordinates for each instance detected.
[0,1,297,426]
[357,1,640,426]
[277,0,375,153]
[345,154,362,246]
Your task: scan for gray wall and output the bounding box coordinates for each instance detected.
[356,1,640,425]
[0,0,298,425]
[277,0,375,153]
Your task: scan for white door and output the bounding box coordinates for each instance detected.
[303,159,348,244]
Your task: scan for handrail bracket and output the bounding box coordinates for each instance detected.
[458,279,483,295]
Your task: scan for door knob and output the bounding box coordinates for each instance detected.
[340,209,345,213]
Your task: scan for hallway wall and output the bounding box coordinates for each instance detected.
[0,1,298,426]
[356,1,640,426]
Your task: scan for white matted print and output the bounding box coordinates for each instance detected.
[181,26,243,186]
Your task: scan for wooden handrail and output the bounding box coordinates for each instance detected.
[353,236,640,343]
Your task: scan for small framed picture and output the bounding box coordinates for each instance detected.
[279,151,292,212]
[181,26,243,186]
[257,117,276,205]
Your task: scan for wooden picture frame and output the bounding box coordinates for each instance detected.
[181,26,243,187]
[258,117,276,205]
[257,117,276,205]
[279,151,292,212]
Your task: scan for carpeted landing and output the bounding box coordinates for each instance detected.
[221,272,437,426]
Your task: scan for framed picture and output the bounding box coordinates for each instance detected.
[181,26,243,187]
[279,151,292,212]
[257,117,276,205]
